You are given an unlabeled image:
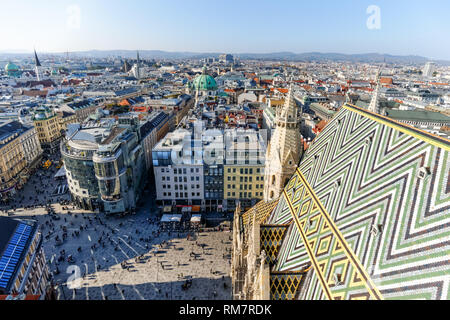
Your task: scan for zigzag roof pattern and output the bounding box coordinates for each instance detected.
[264,103,450,300]
[241,199,279,234]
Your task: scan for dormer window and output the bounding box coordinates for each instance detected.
[418,167,431,180]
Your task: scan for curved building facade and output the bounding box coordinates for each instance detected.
[94,145,130,214]
[61,116,145,214]
[61,132,100,211]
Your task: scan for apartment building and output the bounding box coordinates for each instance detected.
[0,121,42,201]
[139,111,170,172]
[32,106,62,153]
[223,129,266,212]
[152,129,205,208]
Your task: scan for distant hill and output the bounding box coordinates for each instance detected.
[1,50,449,65]
[234,52,449,65]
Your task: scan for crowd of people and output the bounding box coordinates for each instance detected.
[0,154,233,300]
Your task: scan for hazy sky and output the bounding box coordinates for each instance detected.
[1,0,449,59]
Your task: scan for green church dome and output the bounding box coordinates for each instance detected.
[5,62,19,72]
[5,62,21,77]
[191,67,217,91]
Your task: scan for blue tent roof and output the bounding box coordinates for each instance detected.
[0,219,34,291]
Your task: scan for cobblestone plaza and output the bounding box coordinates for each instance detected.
[1,164,232,300]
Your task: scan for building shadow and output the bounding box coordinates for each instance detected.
[59,276,232,300]
[8,210,233,301]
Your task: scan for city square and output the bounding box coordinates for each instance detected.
[1,161,232,300]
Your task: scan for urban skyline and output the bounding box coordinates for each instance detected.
[1,0,450,60]
[0,0,449,306]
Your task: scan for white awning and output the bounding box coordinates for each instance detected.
[190,214,202,223]
[161,214,182,223]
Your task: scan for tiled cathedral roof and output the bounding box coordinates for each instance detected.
[253,103,450,300]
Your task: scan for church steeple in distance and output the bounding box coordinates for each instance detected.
[135,51,141,80]
[34,49,42,81]
[34,49,41,67]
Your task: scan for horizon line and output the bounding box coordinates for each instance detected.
[0,49,445,62]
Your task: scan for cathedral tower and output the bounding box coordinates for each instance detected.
[263,85,303,202]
